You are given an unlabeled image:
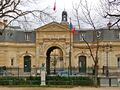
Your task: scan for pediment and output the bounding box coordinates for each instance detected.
[36,22,69,32]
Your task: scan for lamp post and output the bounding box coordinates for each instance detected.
[104,22,112,76]
[69,30,72,75]
[107,22,111,30]
[104,43,112,77]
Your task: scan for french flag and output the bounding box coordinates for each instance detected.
[53,1,56,11]
[72,27,75,33]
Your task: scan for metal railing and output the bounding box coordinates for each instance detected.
[0,66,120,77]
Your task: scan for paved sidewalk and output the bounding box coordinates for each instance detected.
[0,86,120,90]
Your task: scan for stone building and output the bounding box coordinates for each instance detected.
[0,11,120,76]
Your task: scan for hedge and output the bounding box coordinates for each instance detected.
[46,76,93,86]
[0,76,94,86]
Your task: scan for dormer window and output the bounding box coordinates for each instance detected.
[118,32,120,39]
[7,30,14,39]
[25,32,31,41]
[114,30,120,39]
[79,33,85,41]
[96,31,101,38]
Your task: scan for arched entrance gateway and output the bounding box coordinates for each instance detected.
[46,46,64,75]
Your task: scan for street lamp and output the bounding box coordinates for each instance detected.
[107,22,111,30]
[103,43,112,76]
[104,21,112,76]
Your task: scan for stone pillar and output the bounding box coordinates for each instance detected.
[36,46,39,67]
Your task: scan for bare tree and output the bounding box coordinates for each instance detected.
[72,0,101,86]
[100,0,120,27]
[0,0,53,33]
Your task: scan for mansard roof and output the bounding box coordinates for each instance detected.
[74,28,120,42]
[0,22,120,43]
[0,26,36,43]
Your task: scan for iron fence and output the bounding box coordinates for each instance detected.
[0,66,120,77]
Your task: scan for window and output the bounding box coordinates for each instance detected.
[11,58,14,66]
[96,31,101,38]
[118,57,120,68]
[79,33,85,41]
[7,31,14,39]
[119,32,120,39]
[78,56,86,73]
[24,56,31,72]
[115,31,120,39]
[25,32,31,41]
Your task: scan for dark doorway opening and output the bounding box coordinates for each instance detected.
[78,56,86,73]
[24,56,31,72]
[46,46,63,75]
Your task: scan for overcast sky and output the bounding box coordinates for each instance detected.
[17,0,107,30]
[39,0,100,20]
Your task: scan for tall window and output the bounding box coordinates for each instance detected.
[11,58,14,66]
[78,56,86,73]
[25,32,31,41]
[118,57,120,68]
[24,56,31,72]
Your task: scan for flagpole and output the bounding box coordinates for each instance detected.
[69,18,72,75]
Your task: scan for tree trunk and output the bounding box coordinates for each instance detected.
[94,63,98,87]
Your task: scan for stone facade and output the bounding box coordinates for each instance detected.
[0,17,120,75]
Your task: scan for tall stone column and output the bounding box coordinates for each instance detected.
[36,46,40,67]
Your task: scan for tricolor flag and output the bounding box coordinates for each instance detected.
[69,18,75,33]
[53,1,56,11]
[72,27,75,33]
[69,21,73,30]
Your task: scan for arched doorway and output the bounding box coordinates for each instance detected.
[78,56,86,73]
[24,56,31,72]
[46,46,63,75]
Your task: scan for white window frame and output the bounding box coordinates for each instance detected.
[118,32,120,39]
[96,31,101,38]
[79,33,85,41]
[25,32,31,41]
